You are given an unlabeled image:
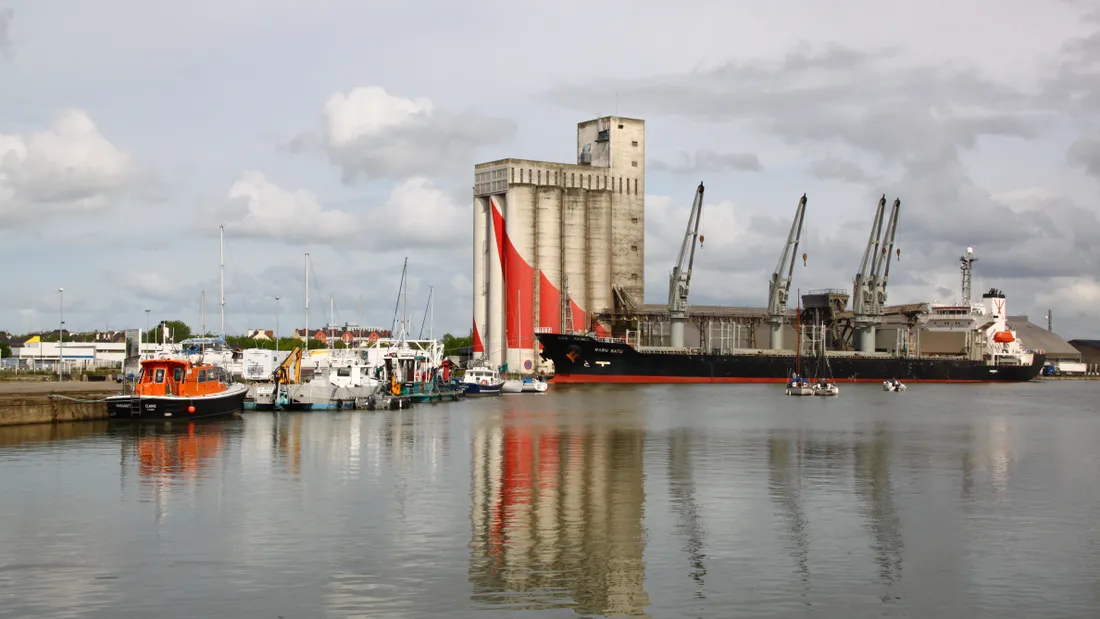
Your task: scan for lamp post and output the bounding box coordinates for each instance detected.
[144,309,150,347]
[58,288,64,382]
[275,296,281,355]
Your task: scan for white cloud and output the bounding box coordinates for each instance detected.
[218,173,466,250]
[297,85,515,182]
[222,171,359,244]
[0,109,137,225]
[324,86,433,146]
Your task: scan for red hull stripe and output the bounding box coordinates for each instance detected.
[549,374,988,384]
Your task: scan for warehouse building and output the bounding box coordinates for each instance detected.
[472,117,645,372]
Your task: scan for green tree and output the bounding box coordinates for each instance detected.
[441,332,472,356]
[157,320,193,343]
[0,341,11,358]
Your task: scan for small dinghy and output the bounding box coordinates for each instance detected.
[882,378,907,392]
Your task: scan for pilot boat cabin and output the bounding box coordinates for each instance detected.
[134,359,230,398]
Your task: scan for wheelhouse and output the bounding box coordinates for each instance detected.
[135,359,229,397]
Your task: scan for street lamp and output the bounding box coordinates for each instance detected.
[144,309,150,347]
[58,288,64,382]
[275,296,281,355]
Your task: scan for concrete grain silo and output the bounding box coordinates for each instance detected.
[473,117,645,374]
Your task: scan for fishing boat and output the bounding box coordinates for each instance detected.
[883,378,907,392]
[463,363,505,396]
[106,358,248,421]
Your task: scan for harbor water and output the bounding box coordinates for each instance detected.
[1,382,1098,618]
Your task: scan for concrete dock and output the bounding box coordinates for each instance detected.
[0,381,118,427]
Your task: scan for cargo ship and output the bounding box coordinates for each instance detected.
[537,289,1046,384]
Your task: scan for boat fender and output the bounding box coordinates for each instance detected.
[188,405,195,413]
[480,379,488,385]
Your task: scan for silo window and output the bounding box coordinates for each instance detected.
[587,174,591,188]
[538,170,541,184]
[634,179,638,193]
[554,171,558,184]
[618,124,624,129]
[631,217,638,224]
[631,161,638,167]
[632,140,638,147]
[571,173,575,186]
[510,168,514,182]
[631,245,638,251]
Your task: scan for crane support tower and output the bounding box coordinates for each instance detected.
[668,182,705,348]
[767,193,808,350]
[960,247,977,306]
[851,195,901,353]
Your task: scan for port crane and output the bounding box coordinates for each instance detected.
[851,195,901,352]
[668,182,705,349]
[767,193,808,350]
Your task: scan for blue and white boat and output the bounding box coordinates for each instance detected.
[462,364,505,396]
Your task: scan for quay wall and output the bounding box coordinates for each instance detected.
[0,382,114,427]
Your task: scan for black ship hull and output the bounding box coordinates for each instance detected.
[537,334,1046,384]
[106,385,248,421]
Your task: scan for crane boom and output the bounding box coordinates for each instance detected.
[668,182,705,348]
[872,198,901,314]
[767,193,808,349]
[851,194,902,352]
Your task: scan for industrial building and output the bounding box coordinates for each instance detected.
[472,117,645,372]
[473,117,1085,376]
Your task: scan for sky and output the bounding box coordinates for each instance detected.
[1,0,1098,340]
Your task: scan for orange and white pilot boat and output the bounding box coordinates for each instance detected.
[106,358,248,421]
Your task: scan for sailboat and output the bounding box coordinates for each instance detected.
[810,314,839,397]
[785,293,813,396]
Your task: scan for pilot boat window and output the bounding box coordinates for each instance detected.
[173,368,184,382]
[337,368,351,377]
[198,369,208,382]
[154,369,165,383]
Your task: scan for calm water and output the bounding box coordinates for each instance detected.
[1,383,1099,618]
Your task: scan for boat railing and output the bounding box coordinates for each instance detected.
[595,336,628,345]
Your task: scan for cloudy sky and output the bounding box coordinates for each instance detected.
[1,0,1098,340]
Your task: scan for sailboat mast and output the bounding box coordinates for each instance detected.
[329,294,334,350]
[305,253,310,354]
[795,288,801,375]
[219,224,225,339]
[401,258,408,340]
[429,285,434,341]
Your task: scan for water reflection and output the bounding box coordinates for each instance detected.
[767,431,809,585]
[852,423,903,594]
[469,406,649,616]
[667,428,706,598]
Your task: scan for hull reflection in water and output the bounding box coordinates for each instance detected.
[469,401,650,616]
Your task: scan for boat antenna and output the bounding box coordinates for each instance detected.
[219,223,225,341]
[304,253,310,355]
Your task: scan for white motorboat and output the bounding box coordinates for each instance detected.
[812,380,839,396]
[883,379,907,392]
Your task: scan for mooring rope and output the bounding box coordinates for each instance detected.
[47,394,114,403]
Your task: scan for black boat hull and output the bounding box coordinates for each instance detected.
[537,334,1046,384]
[106,385,248,421]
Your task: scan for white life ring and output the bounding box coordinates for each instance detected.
[480,379,488,385]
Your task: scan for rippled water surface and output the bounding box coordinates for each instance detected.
[2,382,1099,618]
